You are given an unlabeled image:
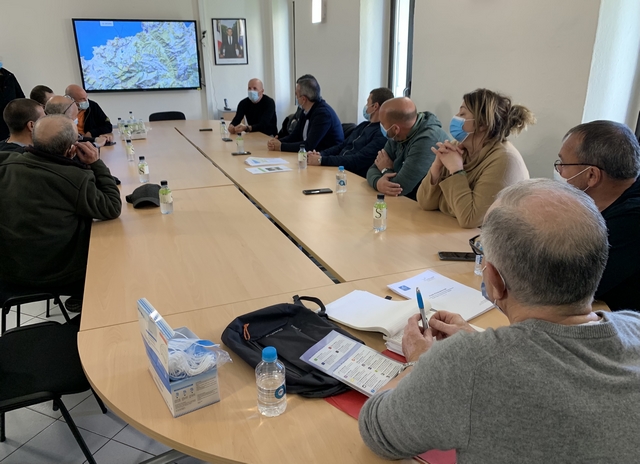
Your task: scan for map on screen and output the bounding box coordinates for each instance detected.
[73,20,201,91]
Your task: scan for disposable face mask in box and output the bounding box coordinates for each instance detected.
[168,333,231,381]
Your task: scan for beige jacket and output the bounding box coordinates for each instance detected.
[416,141,529,228]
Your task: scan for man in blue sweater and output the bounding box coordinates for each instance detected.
[307,87,393,178]
[267,74,343,152]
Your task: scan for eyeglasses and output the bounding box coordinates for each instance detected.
[553,160,601,174]
[469,234,482,255]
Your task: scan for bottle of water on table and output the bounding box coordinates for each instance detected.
[138,156,149,183]
[256,346,286,417]
[336,166,347,193]
[373,194,387,232]
[159,180,173,214]
[298,144,307,169]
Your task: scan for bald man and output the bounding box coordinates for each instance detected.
[65,84,113,140]
[228,78,277,136]
[0,114,121,312]
[366,97,448,200]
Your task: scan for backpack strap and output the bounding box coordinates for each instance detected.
[292,295,328,317]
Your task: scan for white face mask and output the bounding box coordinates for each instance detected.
[556,166,590,184]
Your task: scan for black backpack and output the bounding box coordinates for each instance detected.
[221,295,363,398]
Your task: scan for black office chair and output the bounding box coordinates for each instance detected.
[1,287,71,335]
[0,321,107,464]
[342,123,357,139]
[149,111,186,122]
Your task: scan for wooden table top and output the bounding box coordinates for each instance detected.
[81,185,333,331]
[79,265,507,464]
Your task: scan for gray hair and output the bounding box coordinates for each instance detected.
[564,120,640,180]
[482,179,609,309]
[296,75,321,102]
[44,98,74,116]
[32,115,77,155]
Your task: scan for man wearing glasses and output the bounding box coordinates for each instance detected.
[45,96,107,147]
[555,120,640,312]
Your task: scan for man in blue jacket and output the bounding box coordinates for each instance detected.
[307,87,394,178]
[267,75,343,152]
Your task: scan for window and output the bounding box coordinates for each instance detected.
[388,0,415,97]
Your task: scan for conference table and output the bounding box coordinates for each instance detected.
[79,120,507,464]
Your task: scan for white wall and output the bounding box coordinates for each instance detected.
[411,0,602,178]
[583,0,640,128]
[1,0,207,122]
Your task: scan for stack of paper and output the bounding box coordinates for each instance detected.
[387,270,493,321]
[385,324,485,356]
[245,165,292,175]
[244,157,289,166]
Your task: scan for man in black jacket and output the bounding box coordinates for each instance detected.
[0,63,25,140]
[307,87,393,178]
[0,98,45,152]
[0,115,121,311]
[228,78,277,136]
[267,75,343,152]
[65,84,113,141]
[557,120,640,311]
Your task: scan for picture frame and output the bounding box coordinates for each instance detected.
[213,18,248,65]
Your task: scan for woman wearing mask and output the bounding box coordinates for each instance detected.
[417,88,535,228]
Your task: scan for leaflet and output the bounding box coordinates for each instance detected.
[300,330,403,396]
[245,166,292,174]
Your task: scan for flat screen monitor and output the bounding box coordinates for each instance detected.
[72,19,201,92]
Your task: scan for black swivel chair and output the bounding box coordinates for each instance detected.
[149,111,186,122]
[0,321,107,464]
[342,123,357,139]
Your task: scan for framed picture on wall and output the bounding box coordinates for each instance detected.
[213,18,248,65]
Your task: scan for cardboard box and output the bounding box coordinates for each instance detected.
[136,298,220,417]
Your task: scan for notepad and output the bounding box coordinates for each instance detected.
[325,290,431,337]
[388,270,493,321]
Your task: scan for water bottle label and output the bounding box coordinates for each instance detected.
[298,152,307,161]
[275,383,286,399]
[160,192,173,204]
[138,165,149,175]
[338,179,346,186]
[373,206,387,219]
[126,145,135,155]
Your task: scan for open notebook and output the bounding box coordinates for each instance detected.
[325,290,430,337]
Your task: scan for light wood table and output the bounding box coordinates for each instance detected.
[79,265,508,464]
[100,121,232,194]
[176,121,478,282]
[81,185,333,331]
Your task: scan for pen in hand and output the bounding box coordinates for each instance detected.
[416,288,428,330]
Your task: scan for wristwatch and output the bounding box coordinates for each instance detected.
[381,168,391,175]
[399,361,417,372]
[317,156,322,166]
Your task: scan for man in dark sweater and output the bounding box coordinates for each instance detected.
[0,98,44,152]
[0,115,121,310]
[557,120,640,311]
[267,74,343,152]
[0,63,25,140]
[65,84,113,141]
[307,87,393,178]
[228,78,277,136]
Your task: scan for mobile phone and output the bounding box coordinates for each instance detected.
[302,188,333,195]
[231,151,251,156]
[104,141,117,146]
[438,251,476,262]
[222,137,233,142]
[199,128,213,131]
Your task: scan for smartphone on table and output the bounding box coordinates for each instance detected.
[437,251,476,262]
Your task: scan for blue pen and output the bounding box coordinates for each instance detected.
[416,288,428,329]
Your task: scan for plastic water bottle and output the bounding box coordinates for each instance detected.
[117,117,124,133]
[129,111,135,123]
[236,132,245,153]
[336,166,347,193]
[159,180,173,214]
[373,194,387,232]
[138,156,149,183]
[256,346,286,417]
[122,124,131,141]
[125,138,135,162]
[298,144,307,169]
[220,118,228,139]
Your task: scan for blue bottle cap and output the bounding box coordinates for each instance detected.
[338,166,344,171]
[262,346,277,362]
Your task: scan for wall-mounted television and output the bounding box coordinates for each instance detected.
[72,19,202,92]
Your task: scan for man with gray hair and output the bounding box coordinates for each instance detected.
[45,95,107,147]
[0,115,121,312]
[555,120,640,311]
[359,179,640,463]
[267,74,343,152]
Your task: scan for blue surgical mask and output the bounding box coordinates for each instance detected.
[0,62,3,69]
[380,123,395,140]
[449,116,474,143]
[248,90,259,103]
[73,118,79,126]
[363,104,371,121]
[78,101,89,110]
[481,280,489,301]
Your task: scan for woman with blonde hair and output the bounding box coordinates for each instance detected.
[417,88,535,228]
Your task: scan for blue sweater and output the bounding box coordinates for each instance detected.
[320,121,386,178]
[279,99,343,152]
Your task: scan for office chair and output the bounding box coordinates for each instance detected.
[149,111,186,122]
[0,321,107,464]
[342,123,357,139]
[0,287,70,335]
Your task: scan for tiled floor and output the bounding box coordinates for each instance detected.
[1,300,209,464]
